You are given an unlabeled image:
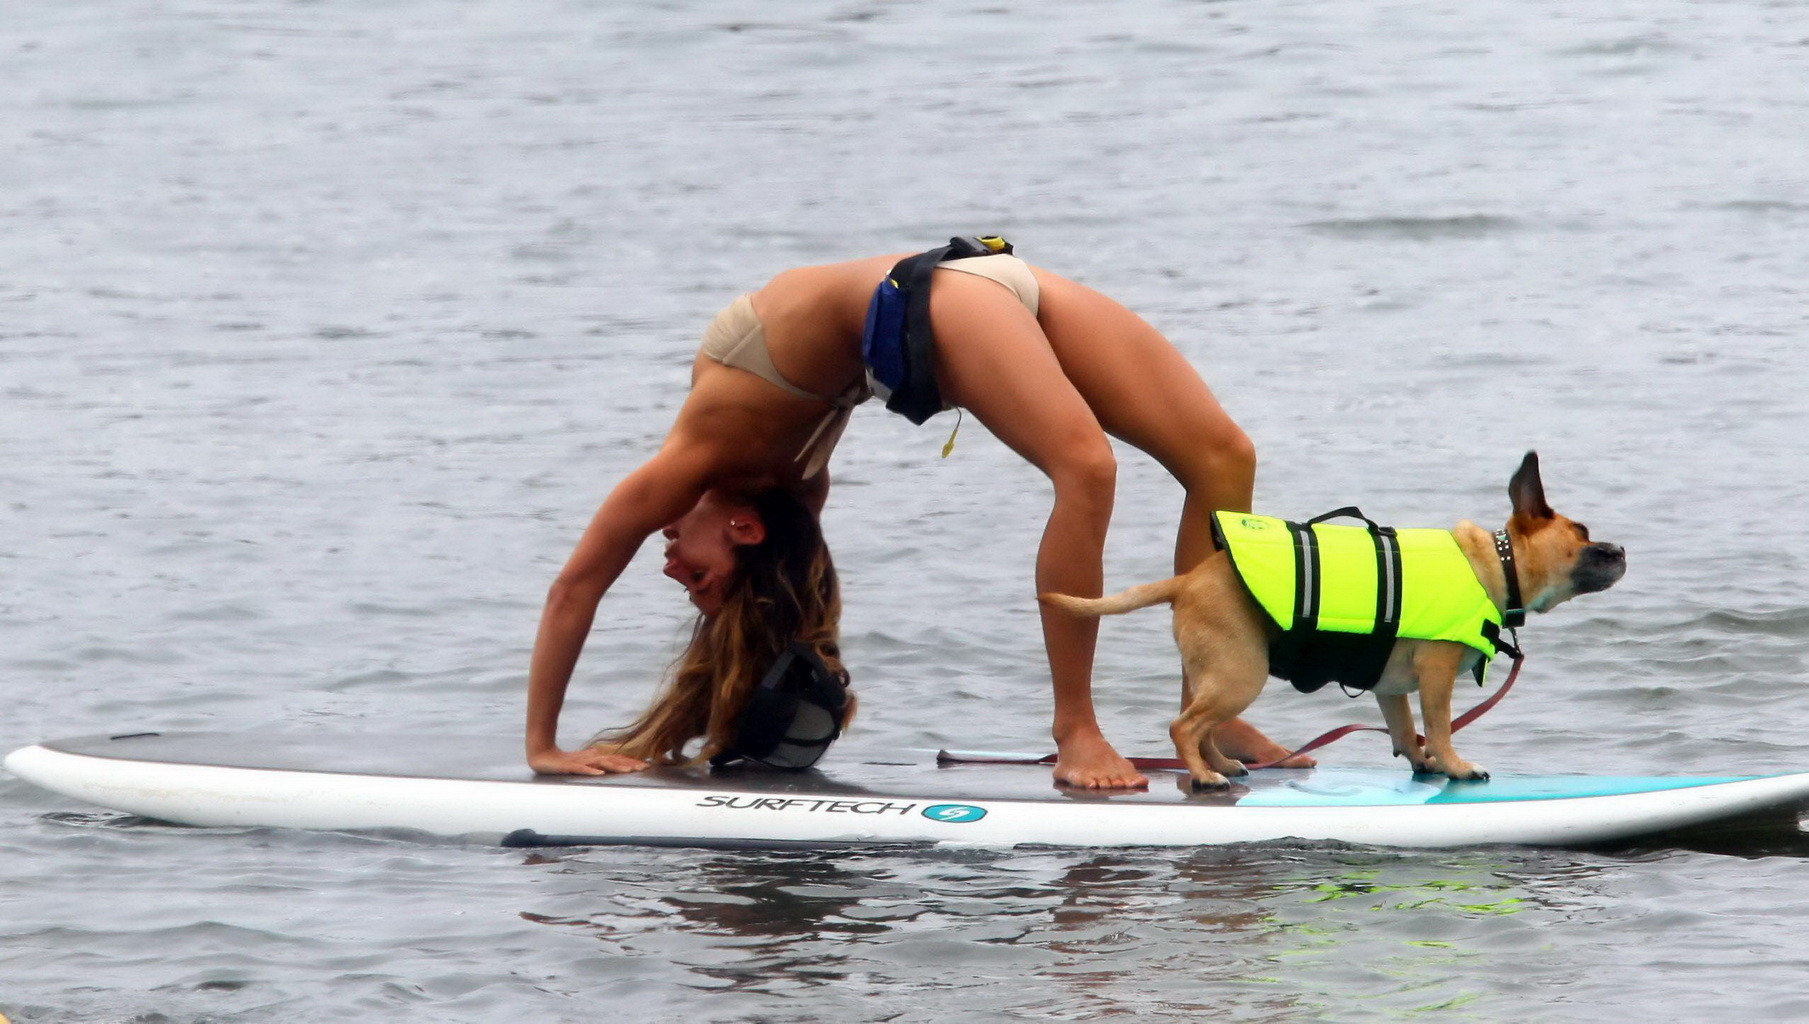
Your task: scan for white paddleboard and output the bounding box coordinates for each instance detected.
[7,732,1807,850]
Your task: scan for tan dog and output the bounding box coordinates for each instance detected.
[1042,453,1626,789]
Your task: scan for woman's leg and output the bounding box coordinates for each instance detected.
[1032,272,1311,767]
[926,272,1145,789]
[1032,273,1254,563]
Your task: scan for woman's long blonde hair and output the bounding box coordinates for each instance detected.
[591,489,847,764]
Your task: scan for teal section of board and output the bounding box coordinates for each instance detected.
[1236,771,1761,807]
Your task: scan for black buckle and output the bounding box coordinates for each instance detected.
[949,235,1012,257]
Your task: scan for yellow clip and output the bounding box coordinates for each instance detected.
[978,236,1006,252]
[941,409,964,458]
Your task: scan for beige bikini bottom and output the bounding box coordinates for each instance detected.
[935,253,1040,316]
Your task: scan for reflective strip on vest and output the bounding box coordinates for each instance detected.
[1212,511,1503,669]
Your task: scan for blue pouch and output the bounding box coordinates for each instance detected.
[861,275,910,399]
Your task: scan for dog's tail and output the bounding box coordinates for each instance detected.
[1039,576,1182,618]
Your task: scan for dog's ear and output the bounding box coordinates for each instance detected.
[1508,451,1554,522]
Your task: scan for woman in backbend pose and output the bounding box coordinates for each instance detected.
[525,237,1301,788]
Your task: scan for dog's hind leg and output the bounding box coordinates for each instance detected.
[1169,705,1230,789]
[1170,644,1267,790]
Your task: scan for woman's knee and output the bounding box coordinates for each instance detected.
[1171,424,1255,503]
[1049,439,1118,511]
[1218,428,1257,485]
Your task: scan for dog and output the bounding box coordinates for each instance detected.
[1042,452,1626,789]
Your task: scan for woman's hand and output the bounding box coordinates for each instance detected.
[528,745,650,776]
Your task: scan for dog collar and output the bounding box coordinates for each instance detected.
[1493,528,1527,629]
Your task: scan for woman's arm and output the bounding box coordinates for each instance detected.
[525,445,713,775]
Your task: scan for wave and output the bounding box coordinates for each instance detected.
[1302,215,1521,240]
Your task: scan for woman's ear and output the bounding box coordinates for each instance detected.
[726,515,766,547]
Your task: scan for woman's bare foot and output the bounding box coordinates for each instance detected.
[1052,729,1149,789]
[1217,717,1317,769]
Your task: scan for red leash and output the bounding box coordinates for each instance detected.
[936,654,1526,773]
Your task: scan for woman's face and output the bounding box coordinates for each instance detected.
[660,492,764,616]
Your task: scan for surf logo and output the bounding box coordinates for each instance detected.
[921,803,987,824]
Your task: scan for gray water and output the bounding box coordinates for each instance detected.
[5,1,1809,1020]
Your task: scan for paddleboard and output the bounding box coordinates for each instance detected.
[7,732,1808,850]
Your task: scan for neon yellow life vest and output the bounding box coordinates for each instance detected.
[1211,510,1508,693]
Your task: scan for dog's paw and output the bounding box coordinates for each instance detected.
[1447,763,1491,782]
[1189,773,1231,792]
[1394,747,1438,774]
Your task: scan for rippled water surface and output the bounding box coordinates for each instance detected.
[5,1,1809,1021]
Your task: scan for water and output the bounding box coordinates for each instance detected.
[5,0,1808,1020]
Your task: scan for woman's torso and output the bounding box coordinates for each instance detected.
[671,252,1055,491]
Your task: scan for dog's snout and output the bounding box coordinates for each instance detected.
[1572,542,1627,594]
[1587,542,1626,562]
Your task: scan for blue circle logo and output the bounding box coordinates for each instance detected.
[922,804,987,824]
